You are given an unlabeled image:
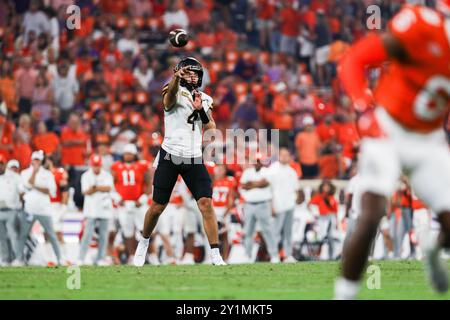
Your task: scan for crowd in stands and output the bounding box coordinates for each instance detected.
[0,0,449,188]
[0,2,411,176]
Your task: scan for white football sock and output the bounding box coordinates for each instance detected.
[140,236,150,245]
[334,277,360,300]
[211,248,220,257]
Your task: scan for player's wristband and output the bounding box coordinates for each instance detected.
[198,108,210,124]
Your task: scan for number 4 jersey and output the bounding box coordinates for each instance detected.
[375,5,450,132]
[161,84,213,158]
[111,160,150,201]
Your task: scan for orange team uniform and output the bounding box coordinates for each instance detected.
[340,4,450,213]
[212,176,236,220]
[51,167,68,203]
[375,5,450,132]
[111,160,150,201]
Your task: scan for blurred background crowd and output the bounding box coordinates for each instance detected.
[0,0,449,265]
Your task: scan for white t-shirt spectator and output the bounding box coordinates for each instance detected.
[163,9,189,30]
[48,63,76,80]
[133,68,154,89]
[21,166,56,216]
[49,16,60,54]
[23,10,50,43]
[81,168,115,219]
[298,30,314,58]
[117,38,140,56]
[267,161,299,213]
[0,170,23,210]
[239,166,272,203]
[110,128,137,156]
[52,74,79,111]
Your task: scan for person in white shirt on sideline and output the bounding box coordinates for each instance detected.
[5,159,24,263]
[0,155,23,265]
[13,150,59,266]
[240,154,279,263]
[267,148,301,263]
[78,155,115,266]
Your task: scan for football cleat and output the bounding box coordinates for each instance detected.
[133,238,149,267]
[211,254,227,266]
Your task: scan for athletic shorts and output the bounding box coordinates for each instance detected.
[152,148,212,205]
[358,107,450,214]
[117,201,145,238]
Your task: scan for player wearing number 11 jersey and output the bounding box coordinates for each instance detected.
[335,1,450,299]
[111,143,151,262]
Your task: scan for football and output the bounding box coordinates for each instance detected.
[169,29,189,47]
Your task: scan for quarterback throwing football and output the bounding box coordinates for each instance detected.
[134,57,226,266]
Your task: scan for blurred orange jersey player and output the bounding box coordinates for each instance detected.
[212,176,236,208]
[375,5,450,132]
[335,1,450,299]
[340,4,450,134]
[110,143,151,261]
[46,157,69,241]
[50,167,69,204]
[111,159,150,201]
[212,165,236,220]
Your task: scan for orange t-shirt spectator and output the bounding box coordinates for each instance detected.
[316,115,337,143]
[335,118,360,160]
[295,117,321,178]
[32,121,60,156]
[12,114,32,169]
[61,114,88,167]
[273,92,293,130]
[0,61,17,112]
[101,0,128,14]
[319,153,345,179]
[280,3,300,37]
[0,117,14,160]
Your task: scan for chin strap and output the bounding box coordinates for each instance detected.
[180,81,198,92]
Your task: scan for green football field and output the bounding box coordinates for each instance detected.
[1,261,449,300]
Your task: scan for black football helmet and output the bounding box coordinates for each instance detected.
[174,57,203,91]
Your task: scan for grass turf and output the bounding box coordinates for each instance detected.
[0,261,449,300]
